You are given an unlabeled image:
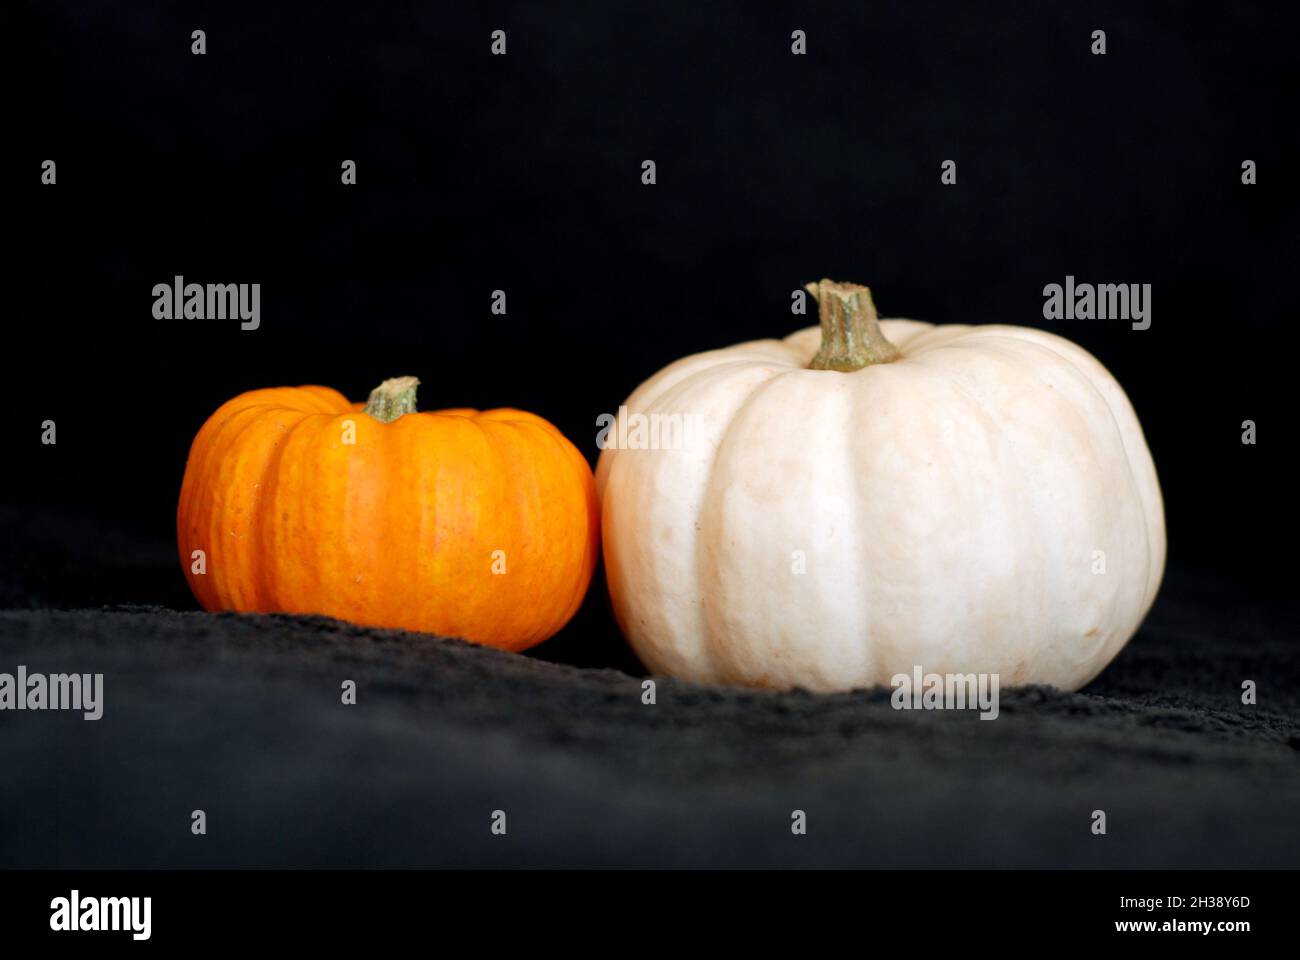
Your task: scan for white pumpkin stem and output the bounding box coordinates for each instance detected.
[806,279,901,371]
[364,376,420,423]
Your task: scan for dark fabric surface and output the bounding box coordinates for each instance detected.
[1,512,1296,868]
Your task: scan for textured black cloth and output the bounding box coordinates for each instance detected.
[1,512,1296,868]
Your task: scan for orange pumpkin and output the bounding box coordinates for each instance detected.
[177,377,599,651]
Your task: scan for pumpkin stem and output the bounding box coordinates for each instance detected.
[364,376,420,423]
[806,279,901,371]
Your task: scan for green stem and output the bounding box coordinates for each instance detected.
[806,279,901,371]
[364,376,420,423]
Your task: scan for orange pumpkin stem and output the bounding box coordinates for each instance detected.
[364,376,420,423]
[806,279,901,371]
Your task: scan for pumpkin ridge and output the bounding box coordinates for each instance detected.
[873,319,939,353]
[256,411,332,617]
[215,408,278,611]
[217,389,343,418]
[519,417,600,641]
[247,407,321,613]
[604,357,793,680]
[375,406,412,625]
[631,356,796,426]
[842,369,882,681]
[969,330,1163,623]
[693,365,801,684]
[471,408,554,426]
[637,358,792,423]
[240,403,338,606]
[183,403,285,611]
[931,334,1138,679]
[961,331,1152,575]
[1022,336,1155,675]
[294,384,353,408]
[884,323,974,357]
[907,339,1059,674]
[485,416,566,649]
[491,420,553,648]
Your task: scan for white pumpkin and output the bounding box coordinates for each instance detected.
[595,280,1165,693]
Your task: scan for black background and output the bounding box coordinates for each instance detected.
[13,1,1297,623]
[3,1,1299,876]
